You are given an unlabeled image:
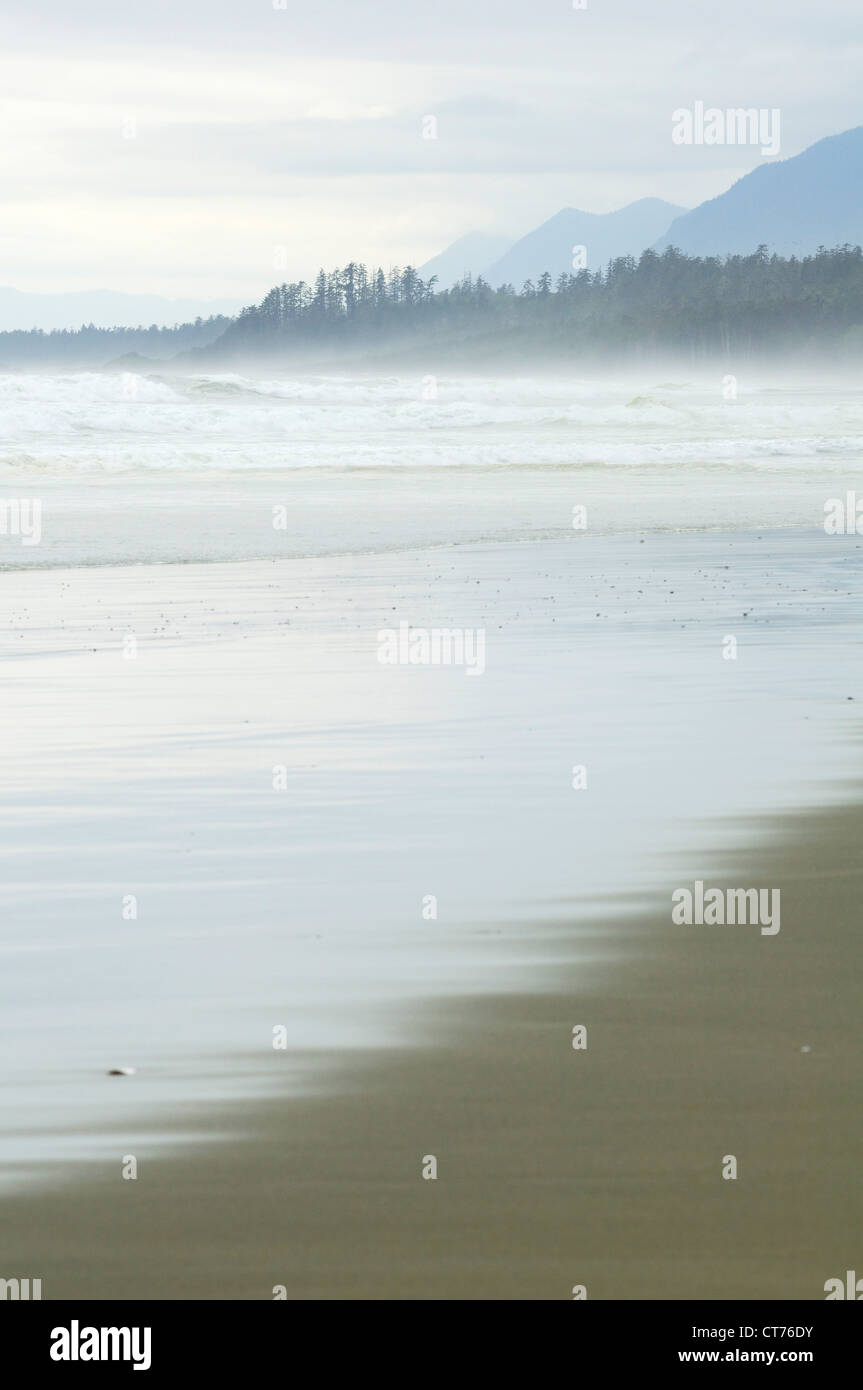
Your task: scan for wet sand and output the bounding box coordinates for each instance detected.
[3,795,861,1300]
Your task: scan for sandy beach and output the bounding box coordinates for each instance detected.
[0,511,861,1298]
[1,793,861,1300]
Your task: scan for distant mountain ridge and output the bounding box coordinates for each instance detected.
[418,232,515,291]
[483,198,687,285]
[420,198,686,289]
[655,125,863,258]
[421,124,863,289]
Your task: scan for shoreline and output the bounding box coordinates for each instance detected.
[3,792,862,1299]
[1,523,860,1299]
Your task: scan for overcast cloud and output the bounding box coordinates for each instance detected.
[1,0,861,297]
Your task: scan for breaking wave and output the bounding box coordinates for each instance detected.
[0,370,861,475]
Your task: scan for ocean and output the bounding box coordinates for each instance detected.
[1,369,862,568]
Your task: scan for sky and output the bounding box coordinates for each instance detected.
[1,0,862,302]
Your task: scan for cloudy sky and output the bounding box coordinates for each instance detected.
[1,0,861,300]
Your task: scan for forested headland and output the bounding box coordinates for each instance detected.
[211,245,863,366]
[4,246,863,369]
[0,315,231,370]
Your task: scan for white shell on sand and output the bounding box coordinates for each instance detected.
[107,1067,137,1076]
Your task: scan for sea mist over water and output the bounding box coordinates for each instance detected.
[0,366,860,569]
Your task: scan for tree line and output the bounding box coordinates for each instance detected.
[216,245,863,361]
[4,246,863,367]
[0,316,232,368]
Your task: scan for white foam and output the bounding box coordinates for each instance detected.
[1,371,862,477]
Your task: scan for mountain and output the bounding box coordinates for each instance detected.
[481,198,686,286]
[655,125,863,258]
[0,287,243,332]
[418,231,515,290]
